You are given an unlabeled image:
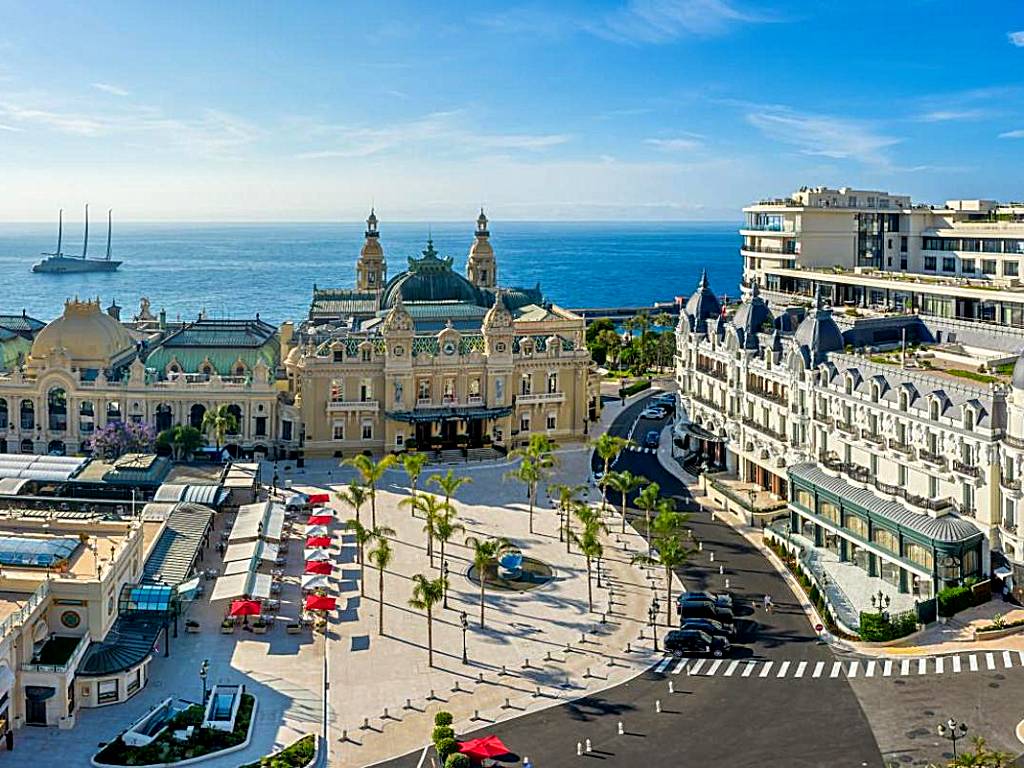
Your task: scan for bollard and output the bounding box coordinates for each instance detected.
[404,698,413,709]
[473,709,480,720]
[382,707,389,719]
[668,681,674,694]
[427,689,437,701]
[617,721,624,735]
[566,641,572,654]
[504,697,511,709]
[478,672,485,684]
[584,667,592,678]
[452,679,462,692]
[534,686,543,698]
[725,578,730,589]
[655,699,661,714]
[361,717,370,730]
[698,541,703,551]
[719,564,724,574]
[523,658,531,669]
[586,738,592,753]
[341,729,348,742]
[577,742,583,756]
[580,632,587,644]
[500,664,508,676]
[625,641,632,653]
[601,612,607,624]
[639,629,646,640]
[545,650,553,662]
[709,551,715,562]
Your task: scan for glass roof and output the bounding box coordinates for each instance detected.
[0,536,80,567]
[119,584,174,614]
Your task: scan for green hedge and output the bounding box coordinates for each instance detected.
[619,379,652,397]
[938,585,975,617]
[445,755,471,768]
[241,734,316,768]
[859,610,917,642]
[434,711,453,727]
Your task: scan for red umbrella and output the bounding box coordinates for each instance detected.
[307,514,333,525]
[305,560,332,575]
[306,535,332,548]
[459,736,511,760]
[308,493,331,505]
[229,599,262,617]
[304,594,337,611]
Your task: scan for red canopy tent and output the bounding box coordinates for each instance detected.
[306,536,332,548]
[307,514,333,525]
[307,493,331,505]
[305,560,332,575]
[304,594,337,611]
[458,736,511,760]
[229,599,262,617]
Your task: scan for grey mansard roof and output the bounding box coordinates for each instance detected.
[794,301,844,366]
[732,283,773,350]
[684,270,721,334]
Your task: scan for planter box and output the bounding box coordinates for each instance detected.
[286,623,304,635]
[220,623,236,634]
[185,623,201,634]
[252,624,268,635]
[974,623,1024,641]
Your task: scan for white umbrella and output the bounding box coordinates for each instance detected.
[308,505,334,517]
[305,524,329,536]
[304,548,331,562]
[286,493,310,509]
[301,574,331,591]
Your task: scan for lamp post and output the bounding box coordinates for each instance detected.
[199,658,209,704]
[443,561,450,609]
[649,598,660,652]
[870,590,891,619]
[701,460,709,493]
[937,718,968,758]
[460,611,469,665]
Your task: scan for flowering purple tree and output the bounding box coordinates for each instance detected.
[87,421,157,459]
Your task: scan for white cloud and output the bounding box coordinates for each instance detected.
[91,82,130,97]
[999,129,1024,139]
[0,122,21,132]
[588,0,764,44]
[1009,31,1024,47]
[915,108,989,123]
[644,135,703,151]
[746,107,900,165]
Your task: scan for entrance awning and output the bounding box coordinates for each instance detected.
[683,422,726,442]
[385,406,513,424]
[25,686,56,702]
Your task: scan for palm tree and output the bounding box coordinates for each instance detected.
[344,453,397,528]
[593,434,630,511]
[604,470,647,533]
[464,535,513,627]
[634,311,651,372]
[948,736,1014,767]
[335,483,369,527]
[408,574,446,668]
[650,502,689,539]
[347,519,394,596]
[434,506,465,607]
[634,482,661,540]
[572,521,604,613]
[429,469,472,512]
[402,451,429,497]
[548,482,588,543]
[201,404,238,455]
[506,435,558,534]
[567,500,602,554]
[367,533,393,635]
[632,532,695,618]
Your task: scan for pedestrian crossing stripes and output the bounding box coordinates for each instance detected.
[652,650,1024,681]
[625,445,657,454]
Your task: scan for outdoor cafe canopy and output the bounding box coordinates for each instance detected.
[458,736,511,761]
[304,594,337,611]
[305,524,329,537]
[305,560,332,575]
[304,548,331,562]
[301,574,331,591]
[228,500,285,543]
[307,514,333,526]
[306,536,331,548]
[307,493,331,505]
[211,571,272,601]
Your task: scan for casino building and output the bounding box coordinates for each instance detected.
[286,211,599,457]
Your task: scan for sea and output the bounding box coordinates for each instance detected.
[0,221,742,325]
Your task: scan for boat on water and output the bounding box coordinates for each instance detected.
[32,205,122,274]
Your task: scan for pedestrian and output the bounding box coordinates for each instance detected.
[4,729,12,751]
[763,594,773,613]
[524,757,532,768]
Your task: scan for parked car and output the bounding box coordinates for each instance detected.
[652,394,676,412]
[678,598,734,624]
[679,590,733,609]
[640,406,667,420]
[664,629,731,658]
[643,429,660,449]
[680,617,736,640]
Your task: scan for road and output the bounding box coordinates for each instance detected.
[378,393,883,767]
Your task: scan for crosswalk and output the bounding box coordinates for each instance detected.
[651,649,1024,681]
[624,445,657,454]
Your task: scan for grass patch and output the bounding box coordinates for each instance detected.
[241,734,316,768]
[95,694,255,766]
[943,368,997,384]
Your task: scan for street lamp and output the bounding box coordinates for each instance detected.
[199,658,209,704]
[870,590,891,618]
[648,598,660,652]
[937,718,968,758]
[459,611,469,665]
[443,560,450,609]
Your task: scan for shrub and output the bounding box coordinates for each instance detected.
[241,734,316,768]
[434,711,454,727]
[938,585,974,617]
[619,379,652,397]
[859,610,918,642]
[445,754,471,768]
[432,726,455,745]
[435,737,459,763]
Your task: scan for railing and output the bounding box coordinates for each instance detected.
[888,439,914,456]
[1001,477,1022,492]
[860,429,885,447]
[836,421,857,436]
[952,460,982,479]
[691,393,721,410]
[1005,434,1024,450]
[741,416,787,444]
[23,633,90,675]
[516,391,565,405]
[0,581,49,650]
[905,493,956,512]
[326,399,379,413]
[416,398,433,408]
[1002,520,1019,536]
[466,395,484,406]
[919,449,947,468]
[696,365,728,382]
[846,463,871,483]
[748,387,787,405]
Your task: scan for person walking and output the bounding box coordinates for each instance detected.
[763,594,773,613]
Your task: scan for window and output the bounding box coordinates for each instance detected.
[929,475,939,498]
[361,423,372,440]
[1005,261,1020,277]
[961,259,975,274]
[983,259,997,275]
[520,374,532,395]
[520,414,530,433]
[333,350,343,363]
[396,433,404,447]
[547,372,558,393]
[899,392,908,411]
[127,668,142,696]
[254,416,267,437]
[98,679,119,704]
[900,236,908,252]
[361,348,371,363]
[898,464,907,486]
[546,413,556,430]
[281,420,293,441]
[845,513,868,540]
[964,408,975,431]
[904,542,933,570]
[360,379,372,402]
[924,256,937,271]
[330,379,344,402]
[418,380,431,401]
[818,499,840,524]
[872,527,899,553]
[930,400,940,420]
[106,401,121,423]
[332,422,344,441]
[942,257,956,272]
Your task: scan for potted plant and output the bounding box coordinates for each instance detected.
[220,619,236,634]
[252,618,269,634]
[405,438,418,452]
[455,434,469,448]
[185,619,201,634]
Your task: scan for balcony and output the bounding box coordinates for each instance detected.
[919,449,947,469]
[860,429,885,447]
[1002,520,1019,538]
[888,438,914,457]
[517,391,565,405]
[748,387,787,405]
[327,399,379,413]
[836,421,858,437]
[466,395,484,406]
[1005,433,1024,450]
[741,416,787,444]
[952,460,982,479]
[23,633,89,674]
[696,365,728,382]
[905,493,956,513]
[1001,477,1022,493]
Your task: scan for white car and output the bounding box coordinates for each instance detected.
[640,407,667,419]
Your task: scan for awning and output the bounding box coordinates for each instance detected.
[683,422,726,442]
[304,549,330,561]
[25,686,56,702]
[385,405,513,424]
[210,571,272,601]
[301,574,331,591]
[228,501,285,543]
[0,478,31,496]
[223,540,279,565]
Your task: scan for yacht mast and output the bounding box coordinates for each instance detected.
[82,204,89,260]
[56,208,63,256]
[105,209,112,261]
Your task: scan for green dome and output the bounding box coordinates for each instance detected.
[381,240,484,308]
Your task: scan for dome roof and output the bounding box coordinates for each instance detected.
[381,240,484,309]
[684,270,721,333]
[29,298,135,369]
[794,298,844,366]
[732,283,774,350]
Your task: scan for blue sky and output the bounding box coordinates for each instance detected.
[0,0,1021,220]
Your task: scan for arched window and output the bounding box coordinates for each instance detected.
[227,404,242,436]
[0,399,8,430]
[845,376,853,395]
[20,399,34,431]
[964,407,975,432]
[155,403,173,433]
[189,403,206,429]
[930,399,940,421]
[79,401,95,434]
[20,438,33,454]
[234,364,246,377]
[106,400,122,424]
[871,384,879,403]
[899,392,908,411]
[47,388,67,432]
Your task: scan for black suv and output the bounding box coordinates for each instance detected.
[680,617,736,640]
[678,598,734,624]
[664,629,731,658]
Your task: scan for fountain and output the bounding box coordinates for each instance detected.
[122,698,178,747]
[498,551,524,580]
[202,684,244,732]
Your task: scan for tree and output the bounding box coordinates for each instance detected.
[506,434,558,534]
[428,469,472,514]
[348,519,394,596]
[596,329,623,369]
[604,470,647,533]
[464,535,513,627]
[593,434,630,511]
[402,492,452,567]
[433,505,465,606]
[368,532,394,635]
[90,420,156,459]
[585,317,616,347]
[408,573,446,668]
[335,483,369,527]
[156,424,205,461]
[634,311,652,372]
[572,521,604,612]
[567,500,602,554]
[634,482,661,540]
[548,482,588,542]
[947,736,1014,767]
[632,532,695,618]
[344,453,397,528]
[650,501,689,539]
[402,451,429,496]
[201,404,238,455]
